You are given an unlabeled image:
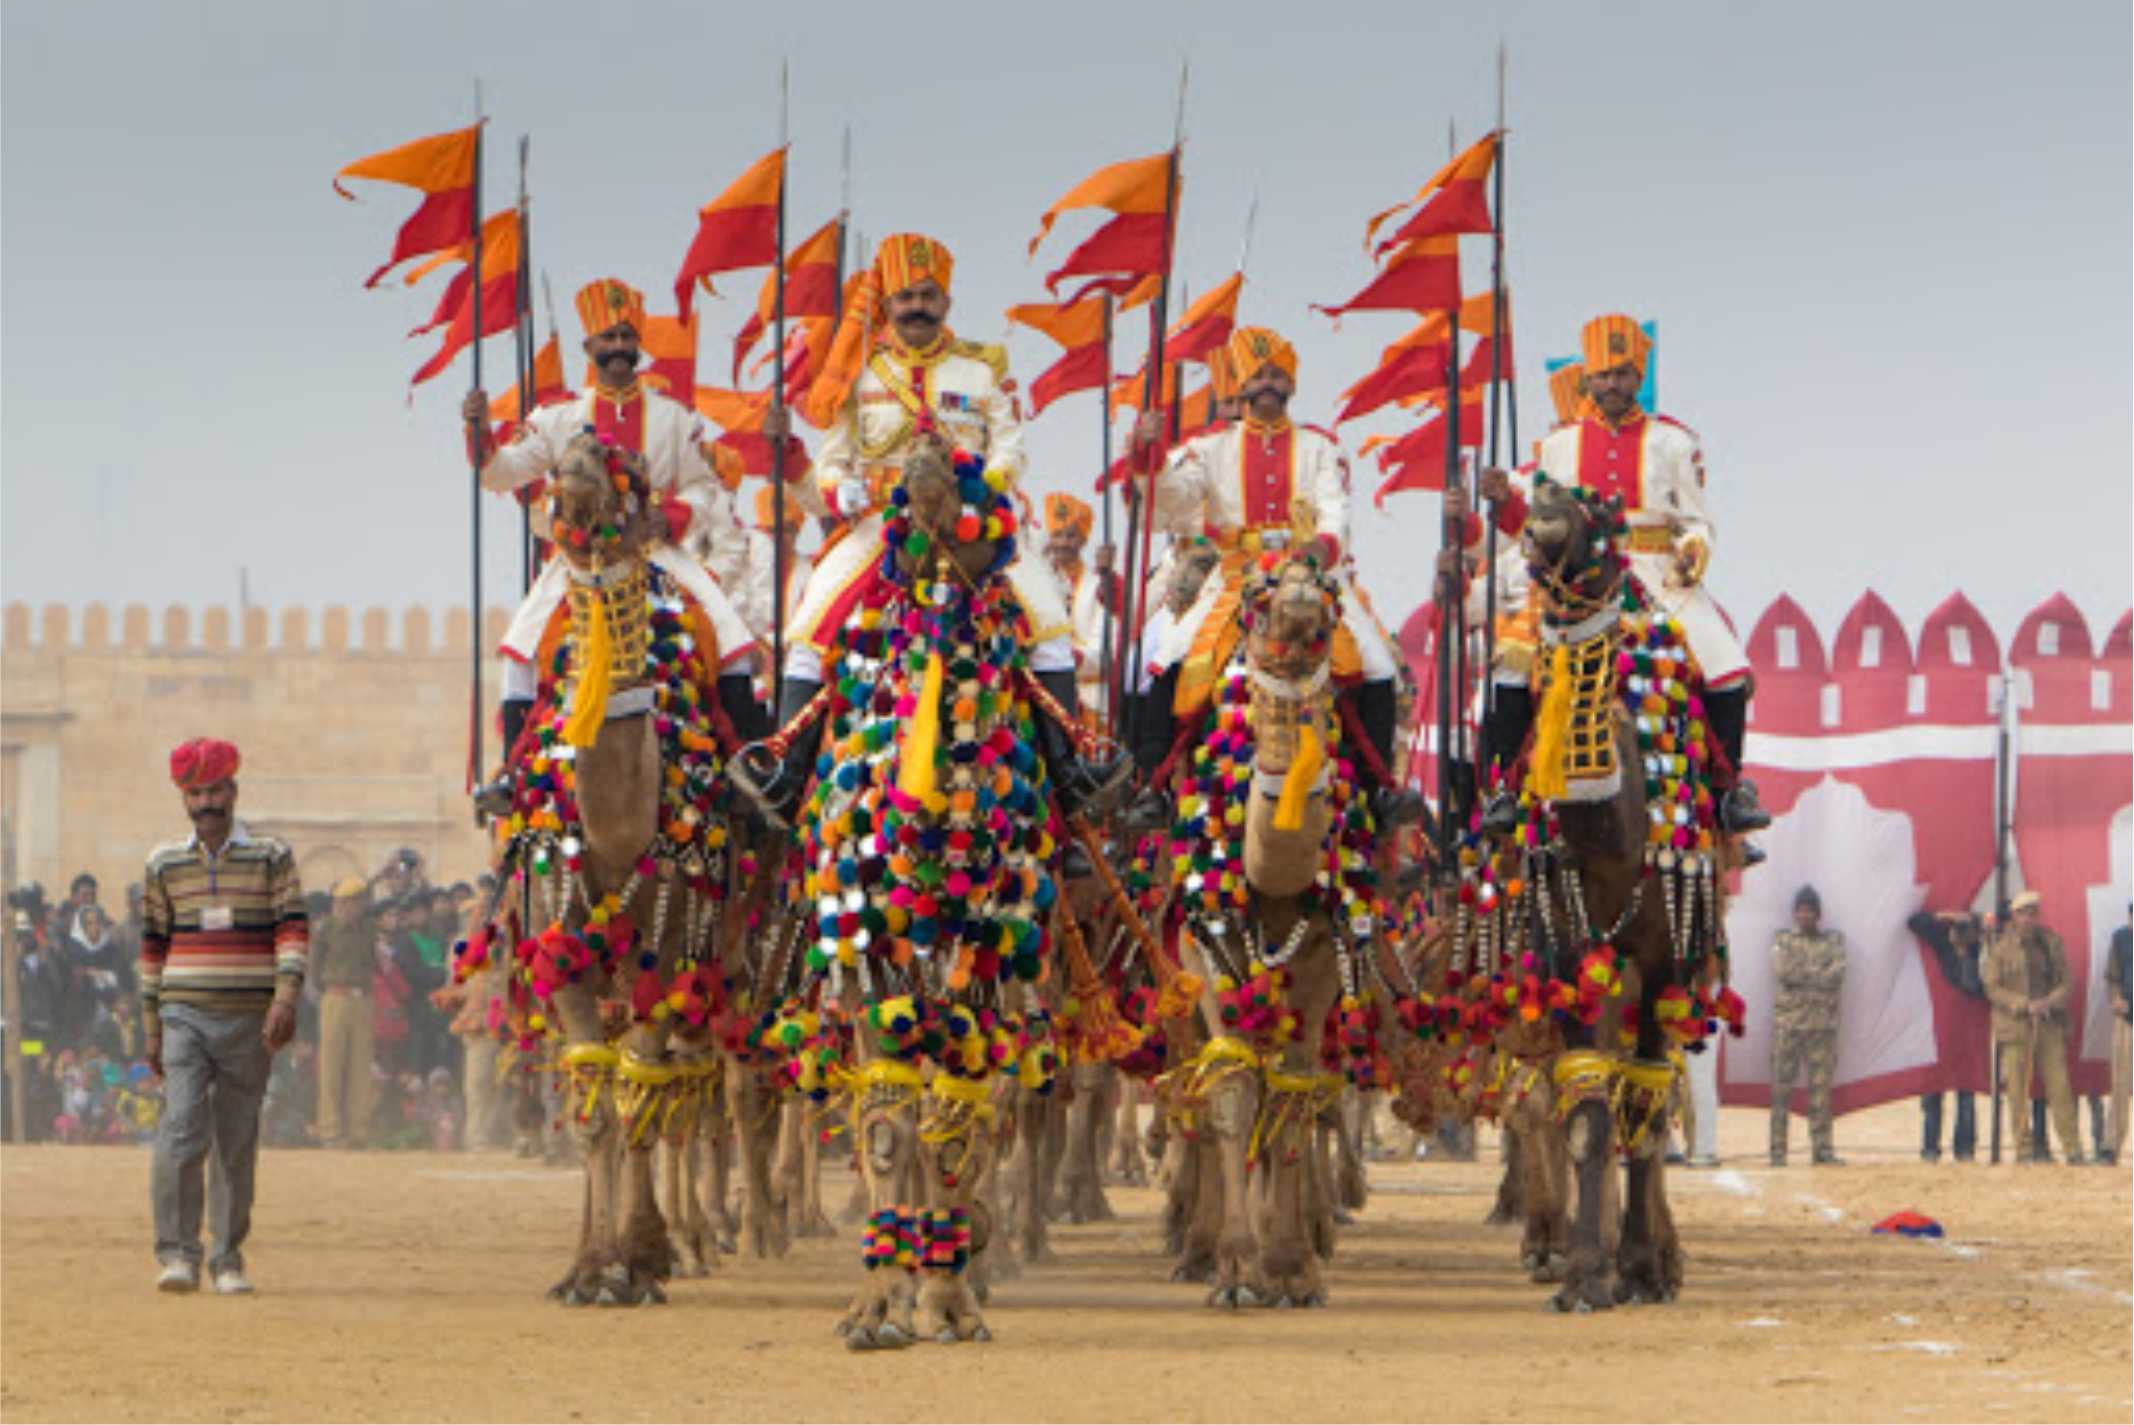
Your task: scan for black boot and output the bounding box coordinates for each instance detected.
[731,677,822,830]
[1705,685,1771,833]
[473,698,533,818]
[1121,667,1181,834]
[1477,685,1534,835]
[1353,679,1425,829]
[716,673,767,745]
[1035,669,1131,824]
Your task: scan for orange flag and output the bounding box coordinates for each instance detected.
[1009,295,1112,418]
[488,335,569,421]
[1162,272,1243,365]
[1362,131,1499,255]
[1028,151,1173,256]
[410,210,520,387]
[731,217,843,381]
[1314,235,1460,320]
[637,311,699,404]
[674,147,784,320]
[407,210,518,336]
[335,122,482,288]
[1007,296,1108,351]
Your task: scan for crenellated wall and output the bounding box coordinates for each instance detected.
[2,602,513,905]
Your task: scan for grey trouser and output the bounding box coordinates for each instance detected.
[153,1003,270,1272]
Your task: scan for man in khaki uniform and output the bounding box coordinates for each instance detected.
[313,879,375,1148]
[1770,885,1846,1165]
[1985,890,2085,1164]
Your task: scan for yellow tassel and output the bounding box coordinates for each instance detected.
[896,649,945,802]
[1271,723,1324,833]
[1528,642,1574,801]
[562,590,613,749]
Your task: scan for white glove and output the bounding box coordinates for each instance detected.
[836,476,870,519]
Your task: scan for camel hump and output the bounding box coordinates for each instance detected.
[954,339,1008,381]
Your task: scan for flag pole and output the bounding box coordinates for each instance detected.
[465,84,486,797]
[515,133,536,595]
[1098,290,1117,734]
[1989,673,2012,1162]
[1122,60,1188,756]
[769,57,791,711]
[1482,44,1508,744]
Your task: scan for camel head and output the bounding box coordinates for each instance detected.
[1522,476,1624,615]
[549,432,655,573]
[891,433,1005,587]
[1243,551,1339,682]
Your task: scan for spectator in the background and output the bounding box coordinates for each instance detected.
[371,900,416,1078]
[2104,904,2130,1168]
[60,903,136,1058]
[1984,891,2084,1165]
[67,872,102,919]
[1910,909,1985,1162]
[11,908,65,1140]
[314,879,377,1148]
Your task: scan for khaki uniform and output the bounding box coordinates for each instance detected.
[1984,923,2081,1161]
[1770,928,1845,1160]
[313,914,375,1146]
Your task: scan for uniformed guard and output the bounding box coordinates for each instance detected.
[1770,885,1847,1165]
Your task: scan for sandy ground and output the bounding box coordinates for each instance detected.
[2,1100,2127,1424]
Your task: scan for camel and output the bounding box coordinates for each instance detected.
[490,433,737,1306]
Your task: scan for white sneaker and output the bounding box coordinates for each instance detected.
[211,1267,255,1295]
[156,1261,199,1293]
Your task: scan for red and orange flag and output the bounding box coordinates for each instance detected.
[335,122,482,288]
[1315,235,1461,321]
[406,210,518,337]
[1162,272,1243,365]
[1363,131,1498,255]
[1335,341,1447,426]
[731,218,843,381]
[1008,295,1111,418]
[1367,396,1485,507]
[674,148,785,321]
[410,210,520,387]
[1028,152,1172,255]
[488,335,570,422]
[637,311,699,403]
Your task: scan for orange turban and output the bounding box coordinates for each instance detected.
[753,484,805,533]
[576,278,647,340]
[1205,345,1240,401]
[1580,314,1649,376]
[1547,363,1588,425]
[169,738,240,790]
[1225,326,1297,384]
[1043,492,1093,544]
[872,233,954,298]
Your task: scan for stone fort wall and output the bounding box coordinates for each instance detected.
[1,601,510,903]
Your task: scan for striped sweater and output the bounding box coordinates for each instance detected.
[141,821,308,1013]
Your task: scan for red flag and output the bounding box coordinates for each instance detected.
[1334,341,1449,425]
[334,122,481,288]
[674,148,784,320]
[407,210,518,336]
[1362,132,1499,254]
[1314,236,1461,320]
[731,218,843,381]
[1029,344,1111,417]
[1044,212,1169,293]
[1009,296,1111,419]
[1028,152,1172,255]
[410,211,519,387]
[1369,400,1484,506]
[1162,272,1243,365]
[1459,331,1514,389]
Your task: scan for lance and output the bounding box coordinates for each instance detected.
[1098,289,1117,733]
[769,58,792,710]
[1436,324,1463,857]
[1482,45,1509,745]
[464,83,486,796]
[1121,61,1188,755]
[515,133,536,595]
[1989,672,2012,1162]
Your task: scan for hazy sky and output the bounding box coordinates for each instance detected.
[4,0,2128,652]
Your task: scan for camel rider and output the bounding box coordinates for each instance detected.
[1473,314,1769,841]
[1039,493,1112,726]
[742,232,1127,826]
[1122,326,1425,831]
[461,278,760,813]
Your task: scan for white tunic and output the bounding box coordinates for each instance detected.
[480,387,755,669]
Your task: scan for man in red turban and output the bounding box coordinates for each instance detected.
[143,736,307,1295]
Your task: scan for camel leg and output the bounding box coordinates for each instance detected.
[1203,1069,1262,1309]
[797,1104,834,1236]
[1249,1081,1329,1308]
[1110,1080,1149,1185]
[1488,1124,1524,1227]
[912,1085,998,1344]
[727,1062,790,1260]
[662,1051,718,1275]
[1553,1098,1619,1312]
[543,987,621,1305]
[699,1075,739,1253]
[1012,1093,1056,1266]
[1615,1064,1681,1304]
[1062,1064,1115,1223]
[1040,1088,1069,1222]
[1336,1088,1368,1217]
[772,1096,805,1243]
[838,1081,921,1350]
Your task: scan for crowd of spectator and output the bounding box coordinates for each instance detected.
[3,852,510,1152]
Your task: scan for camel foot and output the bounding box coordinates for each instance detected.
[915,1274,988,1343]
[838,1276,917,1348]
[1206,1283,1261,1310]
[1170,1254,1215,1284]
[1550,1274,1616,1314]
[1330,1207,1355,1227]
[589,1262,666,1307]
[1613,1257,1677,1305]
[843,1322,915,1352]
[1522,1250,1565,1284]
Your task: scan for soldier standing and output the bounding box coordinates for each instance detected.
[1770,885,1846,1166]
[1984,890,2085,1164]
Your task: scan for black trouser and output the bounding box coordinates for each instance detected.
[1479,684,1534,784]
[1705,684,1749,785]
[1920,1091,1976,1159]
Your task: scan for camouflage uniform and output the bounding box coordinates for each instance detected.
[1769,928,1846,1161]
